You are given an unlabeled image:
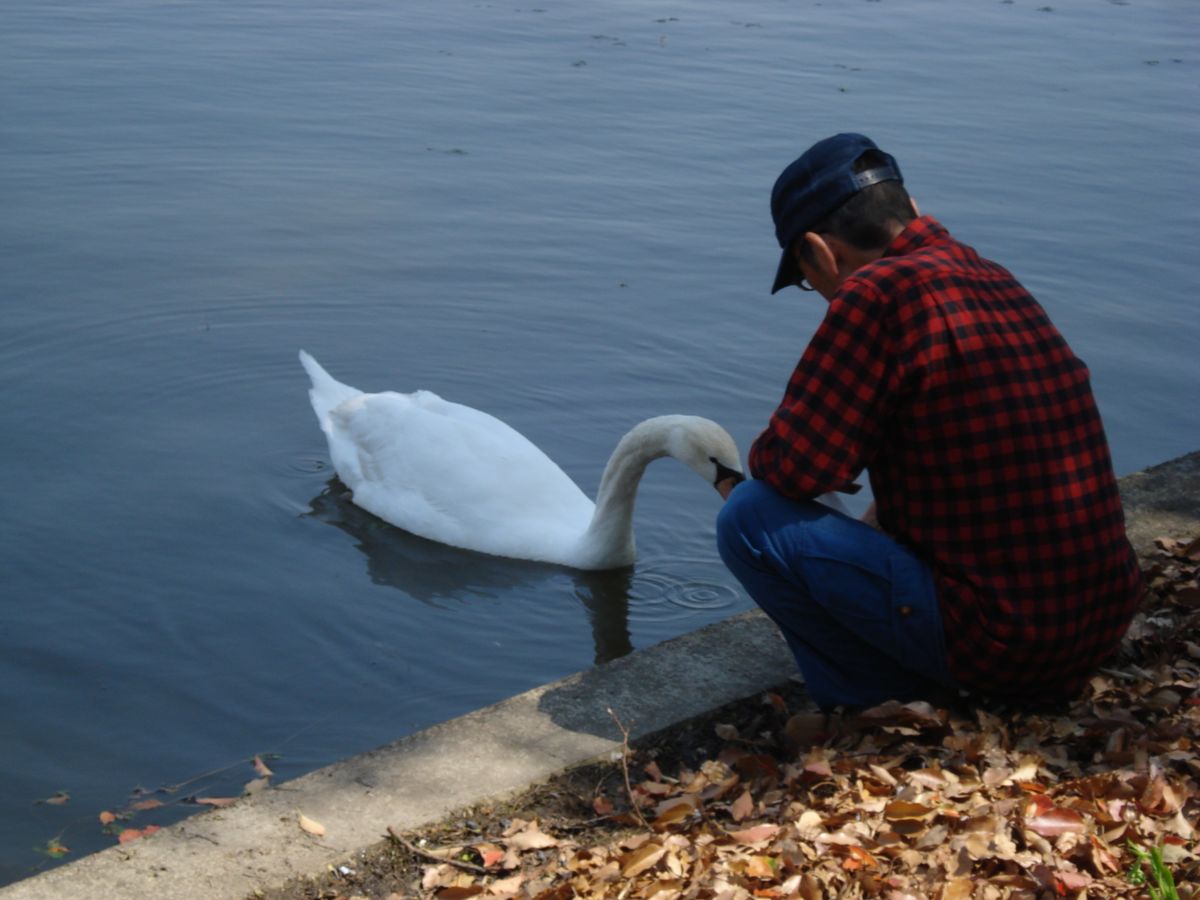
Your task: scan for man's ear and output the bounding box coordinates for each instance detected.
[802,231,840,279]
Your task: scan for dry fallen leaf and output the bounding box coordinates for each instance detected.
[485,873,524,896]
[620,840,665,877]
[38,839,70,858]
[297,812,326,837]
[729,823,780,844]
[243,777,270,796]
[1055,868,1093,890]
[652,796,697,828]
[473,842,506,869]
[504,820,556,851]
[117,825,160,844]
[421,863,455,891]
[435,886,482,900]
[744,854,778,879]
[728,788,754,822]
[1026,803,1086,837]
[846,844,880,870]
[883,800,935,821]
[195,796,238,808]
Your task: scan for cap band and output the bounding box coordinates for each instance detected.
[850,165,901,190]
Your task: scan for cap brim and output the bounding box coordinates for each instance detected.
[771,246,798,294]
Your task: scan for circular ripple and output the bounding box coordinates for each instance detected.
[669,578,740,610]
[264,449,330,478]
[626,556,746,626]
[258,448,336,518]
[628,571,739,611]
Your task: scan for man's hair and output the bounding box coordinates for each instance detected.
[799,150,915,264]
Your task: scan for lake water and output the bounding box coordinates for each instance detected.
[1,0,1197,882]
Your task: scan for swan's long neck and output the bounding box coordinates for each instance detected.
[578,419,675,569]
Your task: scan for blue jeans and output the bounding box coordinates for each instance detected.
[716,479,955,709]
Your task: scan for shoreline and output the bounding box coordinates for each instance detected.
[2,450,1197,900]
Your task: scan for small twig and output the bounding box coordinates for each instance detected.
[387,826,490,874]
[553,816,619,833]
[607,707,651,830]
[183,831,220,846]
[159,761,247,795]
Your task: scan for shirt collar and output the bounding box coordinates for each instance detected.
[882,215,949,259]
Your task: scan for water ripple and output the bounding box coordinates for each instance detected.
[261,447,331,479]
[626,556,744,624]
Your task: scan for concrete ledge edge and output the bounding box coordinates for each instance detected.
[1,612,794,900]
[4,450,1198,899]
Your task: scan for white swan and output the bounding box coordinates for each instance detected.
[300,351,744,570]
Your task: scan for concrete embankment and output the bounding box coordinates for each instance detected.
[2,451,1197,900]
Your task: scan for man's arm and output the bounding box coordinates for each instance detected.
[749,285,894,500]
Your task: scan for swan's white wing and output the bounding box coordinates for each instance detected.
[326,390,595,562]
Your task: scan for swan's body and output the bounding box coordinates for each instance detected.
[300,351,743,570]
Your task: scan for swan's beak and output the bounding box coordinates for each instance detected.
[711,458,744,486]
[712,459,745,498]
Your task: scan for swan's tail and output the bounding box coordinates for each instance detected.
[299,350,361,432]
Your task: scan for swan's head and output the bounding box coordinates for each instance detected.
[662,416,745,491]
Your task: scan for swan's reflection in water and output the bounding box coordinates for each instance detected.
[304,483,634,664]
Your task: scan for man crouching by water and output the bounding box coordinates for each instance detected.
[714,133,1143,711]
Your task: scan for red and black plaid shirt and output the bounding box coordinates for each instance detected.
[749,216,1143,701]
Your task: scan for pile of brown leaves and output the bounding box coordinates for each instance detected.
[293,537,1200,900]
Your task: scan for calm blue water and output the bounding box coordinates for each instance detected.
[2,0,1197,882]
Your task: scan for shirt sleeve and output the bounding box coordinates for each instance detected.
[748,276,899,498]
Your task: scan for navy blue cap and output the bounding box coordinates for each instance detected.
[770,133,903,293]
